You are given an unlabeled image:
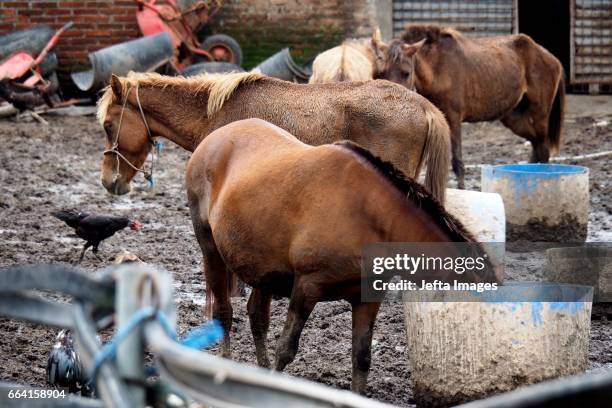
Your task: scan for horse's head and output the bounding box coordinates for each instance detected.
[373,38,425,90]
[98,75,154,195]
[369,28,389,75]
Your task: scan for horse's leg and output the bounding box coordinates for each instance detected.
[351,301,381,395]
[274,279,317,371]
[530,140,550,163]
[502,95,550,163]
[447,113,465,189]
[248,288,272,367]
[530,109,551,163]
[190,201,233,357]
[203,247,233,358]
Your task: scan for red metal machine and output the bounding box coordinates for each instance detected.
[135,0,242,71]
[0,22,76,110]
[0,22,72,87]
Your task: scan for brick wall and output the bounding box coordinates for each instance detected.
[0,1,384,84]
[0,1,140,73]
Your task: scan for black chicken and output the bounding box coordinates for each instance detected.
[53,210,141,263]
[0,78,53,111]
[47,329,93,395]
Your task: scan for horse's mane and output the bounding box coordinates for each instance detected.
[342,38,373,55]
[401,24,459,44]
[97,71,265,124]
[333,140,477,243]
[384,39,405,65]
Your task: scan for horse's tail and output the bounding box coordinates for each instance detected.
[204,285,214,320]
[423,107,451,204]
[332,44,347,82]
[203,264,240,321]
[548,72,565,154]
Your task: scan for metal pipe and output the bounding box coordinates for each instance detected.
[458,369,612,408]
[70,33,174,92]
[134,262,394,408]
[72,302,131,408]
[0,265,114,307]
[0,293,74,328]
[145,323,395,408]
[115,266,148,407]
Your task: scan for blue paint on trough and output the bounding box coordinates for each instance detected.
[531,303,543,325]
[490,163,587,175]
[468,282,592,326]
[473,282,592,302]
[481,163,590,241]
[482,164,588,209]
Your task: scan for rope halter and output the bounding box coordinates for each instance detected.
[103,84,158,187]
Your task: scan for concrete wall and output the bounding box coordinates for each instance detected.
[205,0,391,68]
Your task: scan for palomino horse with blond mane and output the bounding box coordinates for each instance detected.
[309,36,378,83]
[373,25,565,188]
[184,118,498,393]
[97,71,450,202]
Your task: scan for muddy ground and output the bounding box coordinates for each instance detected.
[0,95,610,406]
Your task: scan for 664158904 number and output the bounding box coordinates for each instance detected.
[5,388,66,399]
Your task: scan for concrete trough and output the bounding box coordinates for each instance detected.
[481,164,589,242]
[445,188,505,243]
[546,246,612,302]
[403,282,593,407]
[444,188,506,277]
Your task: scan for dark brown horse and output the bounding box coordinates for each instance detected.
[97,71,450,202]
[184,118,499,394]
[373,25,565,188]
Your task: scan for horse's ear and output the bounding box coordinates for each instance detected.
[110,74,122,100]
[371,28,387,60]
[401,38,426,57]
[372,27,382,43]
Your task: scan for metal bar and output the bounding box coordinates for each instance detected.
[72,303,131,408]
[512,0,518,34]
[393,2,513,12]
[145,324,395,408]
[0,293,74,328]
[457,370,612,408]
[391,0,515,37]
[0,265,114,307]
[115,267,148,407]
[571,0,612,85]
[132,262,395,408]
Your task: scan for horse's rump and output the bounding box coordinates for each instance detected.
[309,39,375,84]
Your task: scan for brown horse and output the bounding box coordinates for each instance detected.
[98,71,450,202]
[184,118,499,394]
[309,30,381,83]
[373,25,565,188]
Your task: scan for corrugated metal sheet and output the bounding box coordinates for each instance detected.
[392,0,516,38]
[571,0,612,84]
